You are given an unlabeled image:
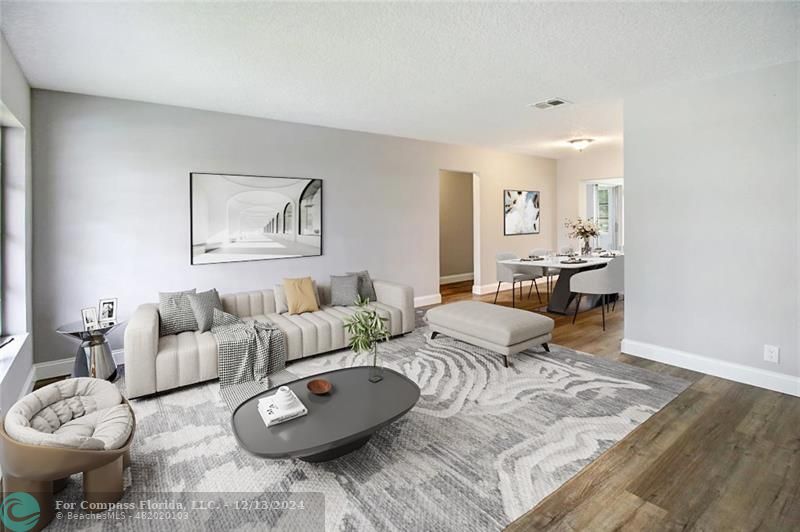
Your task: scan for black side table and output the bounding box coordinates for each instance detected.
[56,321,123,381]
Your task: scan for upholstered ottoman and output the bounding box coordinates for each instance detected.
[425,301,554,367]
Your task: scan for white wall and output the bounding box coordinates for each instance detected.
[555,144,623,250]
[32,90,556,362]
[623,61,799,393]
[0,31,33,414]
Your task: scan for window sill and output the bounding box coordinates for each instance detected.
[0,332,31,386]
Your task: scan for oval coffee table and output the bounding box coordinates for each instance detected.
[231,366,420,462]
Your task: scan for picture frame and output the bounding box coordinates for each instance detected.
[190,172,324,265]
[98,297,118,325]
[81,307,99,331]
[503,189,541,235]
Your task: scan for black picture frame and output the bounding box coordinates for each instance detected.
[503,189,541,236]
[189,172,323,265]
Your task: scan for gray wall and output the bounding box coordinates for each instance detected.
[32,90,556,363]
[624,61,799,378]
[439,170,473,278]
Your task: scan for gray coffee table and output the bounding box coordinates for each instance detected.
[231,366,420,462]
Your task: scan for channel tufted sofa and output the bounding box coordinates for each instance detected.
[124,280,414,398]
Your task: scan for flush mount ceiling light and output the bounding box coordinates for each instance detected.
[568,138,594,151]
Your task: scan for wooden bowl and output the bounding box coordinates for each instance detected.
[307,379,332,395]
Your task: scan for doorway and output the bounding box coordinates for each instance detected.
[439,170,475,287]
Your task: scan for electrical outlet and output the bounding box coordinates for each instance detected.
[763,344,780,364]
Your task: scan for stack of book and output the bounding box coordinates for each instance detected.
[258,386,308,427]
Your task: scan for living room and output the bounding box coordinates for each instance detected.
[0,2,798,531]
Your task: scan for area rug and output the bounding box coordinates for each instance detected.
[49,319,688,531]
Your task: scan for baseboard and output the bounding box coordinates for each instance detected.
[621,338,800,398]
[22,349,126,396]
[472,282,514,295]
[25,357,73,394]
[439,273,474,285]
[414,293,442,307]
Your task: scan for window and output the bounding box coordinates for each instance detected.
[596,187,609,232]
[299,181,321,235]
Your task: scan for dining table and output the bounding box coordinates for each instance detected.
[498,254,621,314]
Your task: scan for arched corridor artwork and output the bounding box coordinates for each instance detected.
[190,173,323,264]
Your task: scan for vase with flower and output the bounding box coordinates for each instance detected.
[564,217,600,256]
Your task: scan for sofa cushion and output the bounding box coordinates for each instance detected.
[221,290,276,318]
[159,289,198,336]
[283,277,320,314]
[347,270,377,301]
[370,302,403,336]
[156,330,218,391]
[330,274,360,306]
[187,289,223,332]
[314,308,348,349]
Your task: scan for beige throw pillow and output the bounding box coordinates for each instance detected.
[283,277,320,315]
[274,281,320,314]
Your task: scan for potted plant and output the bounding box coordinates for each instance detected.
[564,217,600,255]
[343,296,390,382]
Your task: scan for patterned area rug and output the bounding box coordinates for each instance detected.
[49,318,688,531]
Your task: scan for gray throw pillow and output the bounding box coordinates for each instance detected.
[187,289,223,333]
[330,274,360,306]
[158,289,198,336]
[347,270,377,302]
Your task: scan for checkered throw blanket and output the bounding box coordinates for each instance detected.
[211,309,288,410]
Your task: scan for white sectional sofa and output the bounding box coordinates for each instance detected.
[123,280,414,398]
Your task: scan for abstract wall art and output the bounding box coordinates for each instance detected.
[190,173,322,264]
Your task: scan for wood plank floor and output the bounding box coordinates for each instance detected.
[439,280,800,532]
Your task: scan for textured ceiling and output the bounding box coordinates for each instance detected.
[1,2,797,158]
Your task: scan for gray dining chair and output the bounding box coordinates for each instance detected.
[495,252,543,306]
[530,248,558,300]
[569,256,624,330]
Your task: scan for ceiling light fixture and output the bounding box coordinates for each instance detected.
[568,138,594,152]
[529,97,572,110]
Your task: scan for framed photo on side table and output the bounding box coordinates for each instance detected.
[99,298,118,326]
[81,307,99,331]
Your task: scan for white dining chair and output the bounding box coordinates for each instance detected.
[569,256,624,330]
[495,252,543,307]
[530,248,558,300]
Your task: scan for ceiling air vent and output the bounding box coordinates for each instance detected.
[529,98,571,110]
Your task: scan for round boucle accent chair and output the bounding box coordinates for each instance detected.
[0,378,135,531]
